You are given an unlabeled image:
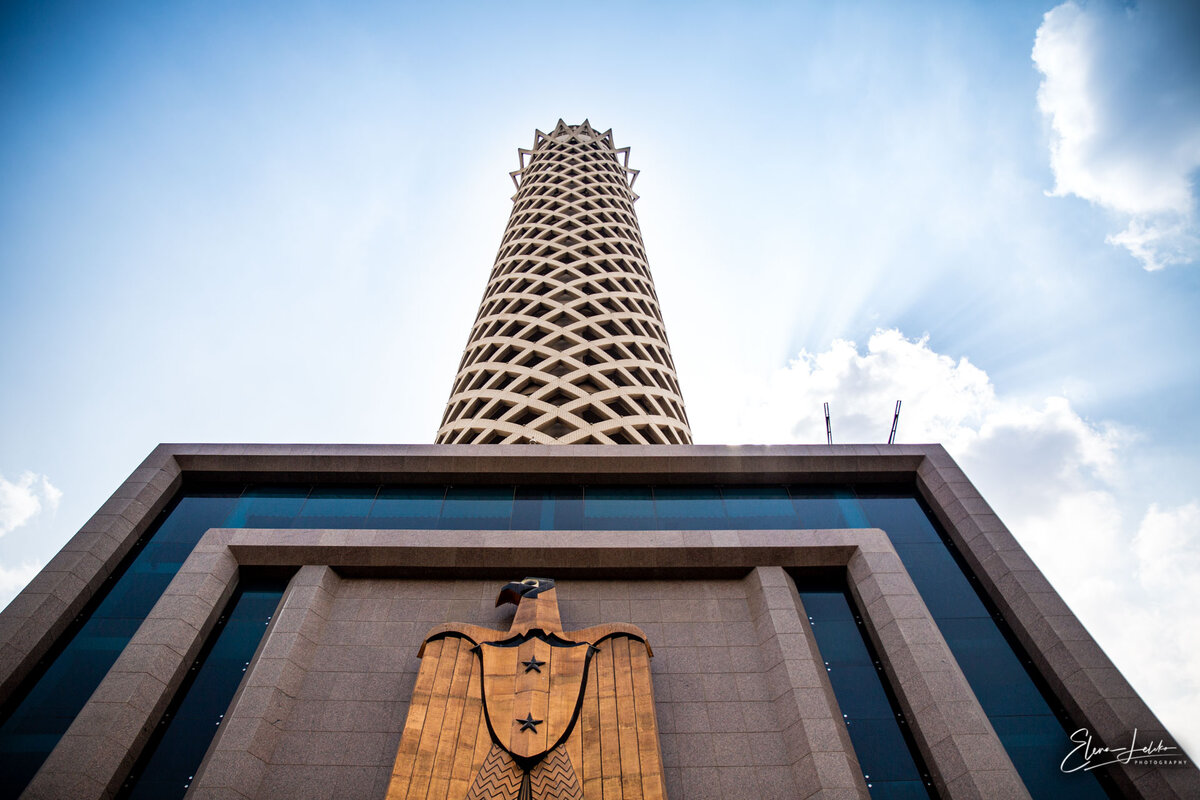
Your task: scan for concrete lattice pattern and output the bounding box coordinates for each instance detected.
[437,120,692,445]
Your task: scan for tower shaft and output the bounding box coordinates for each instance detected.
[437,120,691,445]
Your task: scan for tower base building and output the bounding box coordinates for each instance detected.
[1,445,1194,799]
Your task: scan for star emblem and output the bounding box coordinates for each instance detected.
[522,656,545,673]
[517,713,543,733]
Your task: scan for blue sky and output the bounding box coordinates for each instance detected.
[2,0,1198,753]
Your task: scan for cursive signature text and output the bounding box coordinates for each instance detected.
[1061,727,1184,773]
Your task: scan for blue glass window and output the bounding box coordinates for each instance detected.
[511,487,583,530]
[224,487,308,528]
[440,487,513,530]
[890,543,989,620]
[798,585,932,798]
[856,496,941,544]
[368,487,444,527]
[790,487,867,528]
[653,487,725,529]
[118,574,288,800]
[582,487,654,530]
[937,618,1052,717]
[297,487,377,528]
[721,486,799,528]
[992,714,1105,798]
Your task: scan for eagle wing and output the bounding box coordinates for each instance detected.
[387,632,493,800]
[571,633,667,800]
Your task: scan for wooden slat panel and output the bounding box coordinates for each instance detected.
[425,638,476,798]
[481,643,520,753]
[612,638,642,799]
[468,688,495,796]
[546,642,573,748]
[408,636,463,796]
[630,643,666,800]
[445,649,486,799]
[566,722,585,796]
[580,642,603,799]
[595,641,622,800]
[387,637,442,800]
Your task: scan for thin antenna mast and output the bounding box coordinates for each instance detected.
[824,402,833,445]
[888,400,902,445]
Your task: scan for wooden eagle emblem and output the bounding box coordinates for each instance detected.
[385,578,667,800]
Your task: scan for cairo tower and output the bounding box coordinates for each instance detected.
[438,119,691,446]
[0,122,1194,800]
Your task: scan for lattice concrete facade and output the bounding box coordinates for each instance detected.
[436,121,692,446]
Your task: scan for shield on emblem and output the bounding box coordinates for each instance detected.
[478,632,591,761]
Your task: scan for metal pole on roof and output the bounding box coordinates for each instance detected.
[888,400,902,444]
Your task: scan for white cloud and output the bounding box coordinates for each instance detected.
[1106,216,1200,271]
[720,329,1199,753]
[1135,502,1200,588]
[1107,502,1200,753]
[725,329,996,451]
[0,472,63,536]
[0,561,43,608]
[1033,0,1200,270]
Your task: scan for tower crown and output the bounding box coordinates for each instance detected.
[436,122,691,445]
[545,119,603,144]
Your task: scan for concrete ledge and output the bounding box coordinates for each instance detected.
[225,528,863,575]
[191,565,340,800]
[746,566,869,799]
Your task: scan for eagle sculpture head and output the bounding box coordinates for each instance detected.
[496,577,556,607]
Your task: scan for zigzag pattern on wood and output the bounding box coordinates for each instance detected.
[465,744,525,800]
[530,744,583,800]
